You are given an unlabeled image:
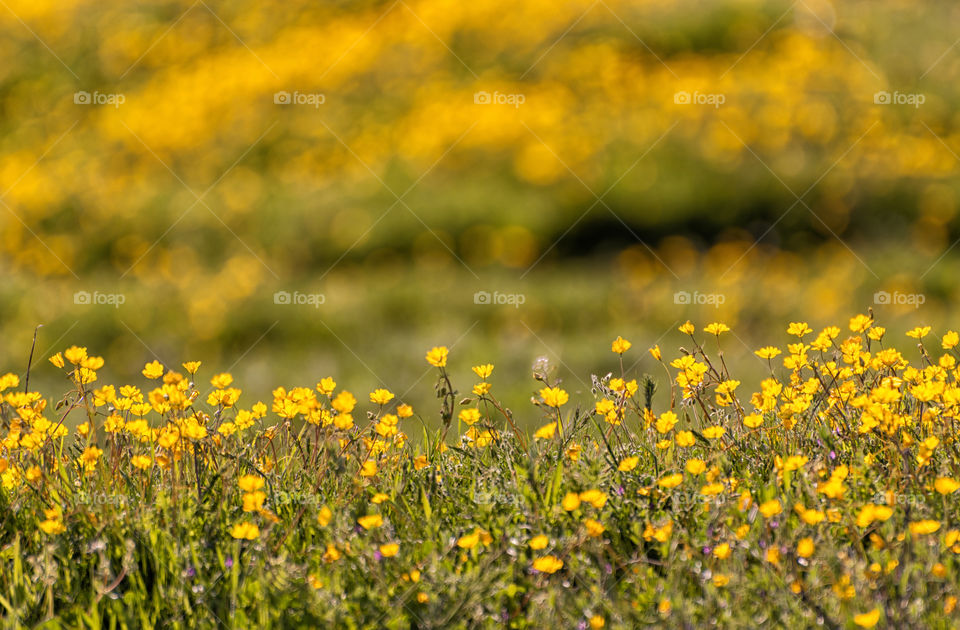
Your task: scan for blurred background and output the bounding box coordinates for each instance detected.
[2,0,959,422]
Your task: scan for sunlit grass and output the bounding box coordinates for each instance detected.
[2,314,960,626]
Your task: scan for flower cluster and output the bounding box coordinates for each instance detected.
[2,316,960,626]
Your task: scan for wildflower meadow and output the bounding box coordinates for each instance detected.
[4,0,960,628]
[3,316,960,627]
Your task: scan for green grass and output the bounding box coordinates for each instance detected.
[3,323,960,628]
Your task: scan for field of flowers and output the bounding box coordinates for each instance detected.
[4,0,960,415]
[3,315,960,627]
[4,1,960,627]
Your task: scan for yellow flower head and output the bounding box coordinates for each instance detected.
[238,474,264,492]
[332,391,357,414]
[458,408,481,426]
[935,477,960,495]
[529,535,549,550]
[369,388,395,405]
[562,492,581,511]
[584,518,605,537]
[909,520,941,536]
[743,414,764,428]
[360,460,378,477]
[79,446,103,468]
[39,519,65,535]
[702,426,726,439]
[317,506,333,526]
[142,361,164,380]
[796,537,815,558]
[532,555,563,574]
[579,489,607,509]
[358,514,383,530]
[759,499,782,518]
[798,507,825,526]
[316,377,337,396]
[182,361,202,375]
[210,373,234,389]
[611,336,632,354]
[618,456,639,472]
[704,323,730,336]
[473,382,491,396]
[131,455,152,470]
[425,346,449,367]
[855,504,893,528]
[0,373,18,392]
[943,331,959,349]
[715,380,740,395]
[457,531,480,549]
[323,544,341,563]
[471,364,494,379]
[853,609,880,628]
[229,521,259,540]
[534,422,558,440]
[754,346,781,360]
[658,473,683,489]
[540,387,569,408]
[64,346,88,365]
[656,411,678,434]
[242,491,266,512]
[701,483,724,496]
[849,314,873,333]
